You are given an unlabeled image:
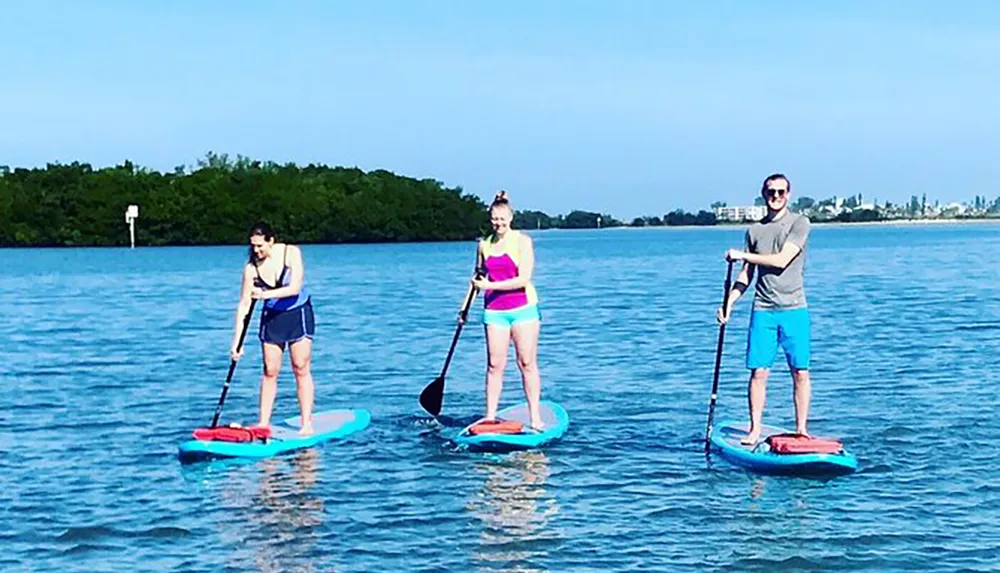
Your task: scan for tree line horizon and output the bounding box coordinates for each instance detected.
[1,153,996,248]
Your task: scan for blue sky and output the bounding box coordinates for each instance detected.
[2,1,999,218]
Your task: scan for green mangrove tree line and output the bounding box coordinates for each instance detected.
[0,153,491,247]
[0,153,722,248]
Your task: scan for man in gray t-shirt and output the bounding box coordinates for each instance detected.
[716,173,812,445]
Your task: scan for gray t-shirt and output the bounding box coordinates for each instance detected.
[745,212,810,310]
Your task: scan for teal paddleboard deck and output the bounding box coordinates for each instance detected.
[178,408,371,463]
[710,421,858,476]
[454,400,570,452]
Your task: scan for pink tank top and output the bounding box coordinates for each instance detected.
[481,232,536,311]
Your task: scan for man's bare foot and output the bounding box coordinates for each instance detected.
[741,429,761,446]
[298,423,314,436]
[530,419,545,432]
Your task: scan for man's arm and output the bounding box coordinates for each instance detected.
[723,261,753,314]
[718,228,758,323]
[731,216,809,270]
[739,243,801,270]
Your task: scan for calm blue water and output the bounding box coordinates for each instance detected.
[3,223,1000,572]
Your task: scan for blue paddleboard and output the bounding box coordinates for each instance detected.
[177,408,371,463]
[710,420,858,476]
[454,400,570,452]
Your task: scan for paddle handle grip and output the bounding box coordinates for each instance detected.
[456,268,485,322]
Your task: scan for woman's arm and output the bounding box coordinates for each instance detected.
[231,265,254,353]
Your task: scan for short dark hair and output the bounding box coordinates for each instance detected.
[761,173,791,194]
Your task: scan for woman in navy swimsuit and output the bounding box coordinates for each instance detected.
[230,221,315,435]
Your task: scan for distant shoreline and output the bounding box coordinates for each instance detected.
[811,217,1000,227]
[595,216,1000,230]
[4,217,998,249]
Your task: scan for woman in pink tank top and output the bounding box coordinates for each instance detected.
[460,191,544,430]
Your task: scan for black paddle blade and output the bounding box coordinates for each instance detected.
[419,376,445,417]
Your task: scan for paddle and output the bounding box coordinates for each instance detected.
[704,260,735,452]
[419,276,480,417]
[210,297,258,428]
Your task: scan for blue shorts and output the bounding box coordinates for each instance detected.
[483,304,541,329]
[746,307,810,370]
[259,299,315,345]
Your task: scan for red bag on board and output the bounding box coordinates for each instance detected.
[468,419,525,435]
[767,434,843,454]
[192,425,272,443]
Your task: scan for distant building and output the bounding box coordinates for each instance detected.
[714,205,766,222]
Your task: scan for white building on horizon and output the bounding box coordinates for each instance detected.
[714,205,767,222]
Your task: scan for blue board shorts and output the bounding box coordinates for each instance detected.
[746,307,810,370]
[259,299,315,345]
[483,304,541,329]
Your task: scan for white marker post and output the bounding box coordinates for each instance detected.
[125,204,139,248]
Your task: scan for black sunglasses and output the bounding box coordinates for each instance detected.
[765,188,788,197]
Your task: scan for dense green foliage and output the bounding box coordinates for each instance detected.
[0,153,490,247]
[514,209,623,230]
[832,208,882,223]
[662,209,718,226]
[629,211,717,227]
[517,208,719,229]
[6,153,993,248]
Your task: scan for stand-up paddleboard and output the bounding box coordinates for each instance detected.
[454,400,569,452]
[710,421,858,476]
[178,409,371,463]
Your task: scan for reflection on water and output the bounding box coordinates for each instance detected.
[740,475,820,541]
[749,477,766,502]
[256,449,325,529]
[213,449,328,573]
[467,451,560,573]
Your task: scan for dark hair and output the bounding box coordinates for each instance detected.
[247,221,276,264]
[490,190,513,212]
[761,173,791,194]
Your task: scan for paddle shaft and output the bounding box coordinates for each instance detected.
[705,260,735,451]
[418,270,483,416]
[440,278,480,377]
[211,297,258,428]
